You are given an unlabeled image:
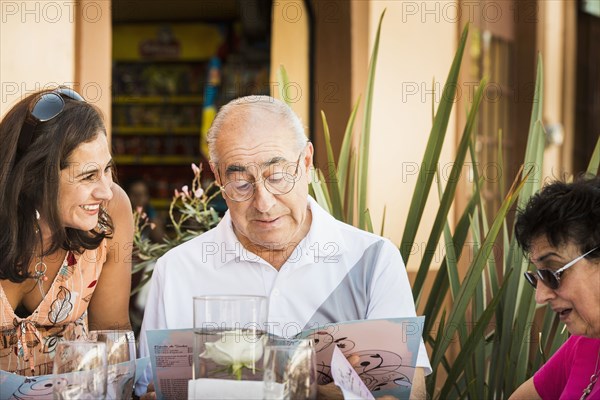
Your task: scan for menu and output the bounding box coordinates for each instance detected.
[146,316,424,400]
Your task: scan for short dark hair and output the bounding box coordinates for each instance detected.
[0,89,114,283]
[514,175,600,258]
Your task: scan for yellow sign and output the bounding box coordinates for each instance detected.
[113,24,225,61]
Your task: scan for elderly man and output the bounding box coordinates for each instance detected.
[137,96,430,398]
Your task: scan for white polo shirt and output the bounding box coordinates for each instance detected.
[137,196,430,393]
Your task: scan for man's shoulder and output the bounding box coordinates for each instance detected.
[308,197,397,255]
[326,215,395,248]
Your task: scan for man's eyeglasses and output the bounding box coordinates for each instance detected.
[219,149,305,202]
[523,246,598,290]
[17,87,85,155]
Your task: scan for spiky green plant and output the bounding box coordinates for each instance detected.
[293,11,600,399]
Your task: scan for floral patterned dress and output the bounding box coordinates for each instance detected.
[0,240,107,376]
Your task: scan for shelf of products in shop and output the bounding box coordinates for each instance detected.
[113,155,199,165]
[112,126,201,135]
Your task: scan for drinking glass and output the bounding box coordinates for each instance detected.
[263,340,317,400]
[192,295,268,381]
[89,330,136,400]
[52,341,107,400]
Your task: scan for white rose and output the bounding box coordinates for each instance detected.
[200,330,265,379]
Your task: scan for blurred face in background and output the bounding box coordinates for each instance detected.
[128,181,150,209]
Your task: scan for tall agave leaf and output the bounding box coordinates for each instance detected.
[515,55,546,213]
[339,98,361,198]
[309,169,332,214]
[346,150,357,225]
[587,136,600,175]
[469,140,499,399]
[426,310,447,395]
[434,171,477,398]
[277,65,292,105]
[497,129,506,197]
[429,170,529,372]
[364,210,374,234]
[320,111,344,220]
[357,10,386,230]
[400,23,470,265]
[420,188,479,337]
[506,273,537,390]
[438,269,514,400]
[412,77,487,302]
[491,55,545,398]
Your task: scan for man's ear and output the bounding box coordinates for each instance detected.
[303,142,314,170]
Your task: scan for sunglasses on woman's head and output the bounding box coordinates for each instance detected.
[17,87,85,155]
[523,246,598,290]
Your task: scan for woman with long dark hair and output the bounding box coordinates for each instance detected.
[0,88,133,375]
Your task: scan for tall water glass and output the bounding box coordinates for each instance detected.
[52,341,107,400]
[263,340,317,400]
[89,330,136,400]
[192,295,268,381]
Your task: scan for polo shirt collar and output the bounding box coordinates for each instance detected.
[211,195,349,269]
[210,212,249,268]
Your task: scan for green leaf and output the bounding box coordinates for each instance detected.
[346,150,357,225]
[435,170,475,395]
[421,190,478,337]
[493,56,545,397]
[277,65,292,105]
[401,23,470,265]
[497,129,506,196]
[427,310,446,396]
[364,210,374,234]
[429,171,528,371]
[320,111,344,220]
[311,170,332,214]
[422,261,449,344]
[517,55,545,211]
[412,76,487,302]
[506,277,536,390]
[357,10,386,229]
[438,268,513,400]
[587,136,600,175]
[380,205,387,237]
[339,98,361,198]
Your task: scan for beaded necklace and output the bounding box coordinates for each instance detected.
[580,350,600,400]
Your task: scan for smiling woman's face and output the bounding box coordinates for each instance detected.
[529,236,600,338]
[57,134,114,231]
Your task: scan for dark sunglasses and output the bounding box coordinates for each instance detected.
[17,87,85,155]
[523,246,598,290]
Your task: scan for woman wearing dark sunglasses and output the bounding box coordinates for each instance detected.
[0,88,133,376]
[510,175,600,400]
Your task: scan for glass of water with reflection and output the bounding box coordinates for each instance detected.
[52,341,107,400]
[263,338,317,400]
[89,330,136,400]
